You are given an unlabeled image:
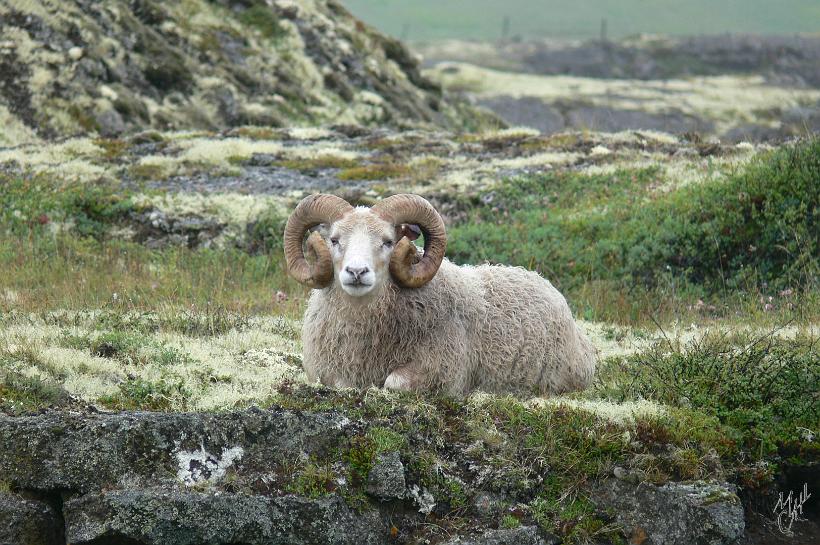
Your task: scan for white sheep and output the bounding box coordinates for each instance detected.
[284,194,596,397]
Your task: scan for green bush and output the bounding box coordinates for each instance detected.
[247,206,287,254]
[0,173,136,239]
[597,333,820,458]
[448,140,819,295]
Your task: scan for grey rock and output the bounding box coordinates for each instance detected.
[366,451,406,500]
[477,96,565,134]
[143,166,374,196]
[0,492,62,545]
[130,209,224,249]
[565,105,714,134]
[589,479,744,545]
[472,491,506,517]
[64,488,387,545]
[441,525,558,545]
[722,123,789,143]
[95,108,126,137]
[0,408,352,493]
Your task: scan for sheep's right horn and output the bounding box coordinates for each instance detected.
[373,194,446,288]
[284,194,353,288]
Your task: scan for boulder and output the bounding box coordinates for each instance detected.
[0,492,62,545]
[441,525,559,545]
[366,451,406,500]
[0,408,352,493]
[64,488,387,545]
[589,479,744,545]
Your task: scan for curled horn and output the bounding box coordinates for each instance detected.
[373,194,446,288]
[283,194,353,288]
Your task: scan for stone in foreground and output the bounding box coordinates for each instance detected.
[0,492,62,545]
[590,479,745,545]
[441,525,560,545]
[64,489,386,545]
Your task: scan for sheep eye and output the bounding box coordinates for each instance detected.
[383,239,394,248]
[330,238,339,246]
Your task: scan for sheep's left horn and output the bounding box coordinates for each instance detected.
[373,194,446,288]
[284,194,353,288]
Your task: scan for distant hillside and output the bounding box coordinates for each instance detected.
[0,0,481,145]
[343,0,820,41]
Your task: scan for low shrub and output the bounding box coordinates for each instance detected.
[448,139,819,298]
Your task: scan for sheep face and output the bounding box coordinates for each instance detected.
[328,209,397,298]
[285,194,446,291]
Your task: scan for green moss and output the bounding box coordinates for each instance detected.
[337,163,411,181]
[237,3,286,40]
[276,156,360,172]
[500,514,521,529]
[366,426,406,453]
[129,163,167,180]
[93,138,129,161]
[98,376,190,411]
[287,463,337,498]
[228,127,282,140]
[345,435,376,487]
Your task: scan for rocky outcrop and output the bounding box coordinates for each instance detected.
[0,492,62,545]
[0,0,474,144]
[64,489,386,545]
[0,408,755,545]
[441,526,559,545]
[589,479,745,545]
[0,408,352,492]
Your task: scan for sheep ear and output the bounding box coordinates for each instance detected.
[396,223,421,241]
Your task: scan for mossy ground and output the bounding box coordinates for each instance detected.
[0,130,817,543]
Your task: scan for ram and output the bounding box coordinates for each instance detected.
[284,193,596,397]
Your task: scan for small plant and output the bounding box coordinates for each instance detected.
[98,376,190,411]
[345,435,376,487]
[500,514,521,529]
[366,426,406,453]
[288,463,337,498]
[0,370,70,414]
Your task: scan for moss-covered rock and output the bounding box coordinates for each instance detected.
[64,489,387,545]
[0,492,62,545]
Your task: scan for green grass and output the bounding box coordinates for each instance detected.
[447,140,819,324]
[0,234,302,315]
[0,370,70,415]
[98,376,191,411]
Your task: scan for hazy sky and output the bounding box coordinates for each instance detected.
[343,0,820,41]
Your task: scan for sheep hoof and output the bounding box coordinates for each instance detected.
[383,370,414,391]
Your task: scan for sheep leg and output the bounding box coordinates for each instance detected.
[383,367,418,391]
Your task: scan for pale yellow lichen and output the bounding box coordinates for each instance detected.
[428,62,820,134]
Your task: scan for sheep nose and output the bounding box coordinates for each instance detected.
[345,265,369,279]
